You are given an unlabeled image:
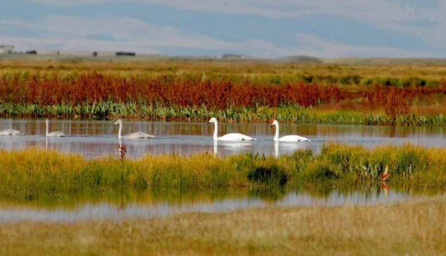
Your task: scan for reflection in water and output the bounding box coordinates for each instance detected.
[213,141,254,156]
[2,119,446,158]
[118,139,127,160]
[213,141,218,156]
[274,141,307,158]
[1,185,439,223]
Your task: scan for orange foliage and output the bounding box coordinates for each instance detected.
[0,72,342,109]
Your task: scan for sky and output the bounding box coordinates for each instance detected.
[1,0,446,58]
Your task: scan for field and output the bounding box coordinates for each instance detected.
[2,57,446,255]
[1,196,445,256]
[1,59,446,125]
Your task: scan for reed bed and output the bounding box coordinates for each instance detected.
[1,143,446,200]
[1,71,446,124]
[1,196,445,256]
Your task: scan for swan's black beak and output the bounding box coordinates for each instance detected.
[270,125,274,128]
[207,122,210,125]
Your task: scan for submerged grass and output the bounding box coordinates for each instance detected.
[1,143,446,200]
[1,196,445,256]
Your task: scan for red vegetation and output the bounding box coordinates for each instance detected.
[0,72,342,108]
[1,72,445,115]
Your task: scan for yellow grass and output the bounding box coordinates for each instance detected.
[0,196,445,256]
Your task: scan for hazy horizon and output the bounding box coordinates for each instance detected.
[1,0,446,58]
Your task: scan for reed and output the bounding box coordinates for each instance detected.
[3,102,446,126]
[1,69,446,125]
[1,143,446,200]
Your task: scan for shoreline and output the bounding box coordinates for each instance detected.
[1,196,445,256]
[2,104,446,126]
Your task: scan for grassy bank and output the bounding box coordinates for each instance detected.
[1,196,445,256]
[1,143,446,200]
[2,103,446,126]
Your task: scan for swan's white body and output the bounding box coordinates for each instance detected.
[114,119,155,140]
[208,118,256,142]
[46,119,64,137]
[0,129,23,136]
[271,120,310,142]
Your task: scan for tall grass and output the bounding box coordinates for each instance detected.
[1,143,446,200]
[0,72,342,108]
[1,70,446,124]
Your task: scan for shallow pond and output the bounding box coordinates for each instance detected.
[0,186,442,223]
[2,119,446,223]
[2,119,446,158]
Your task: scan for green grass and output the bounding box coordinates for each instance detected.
[1,143,446,201]
[2,102,446,126]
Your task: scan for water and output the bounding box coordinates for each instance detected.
[0,187,438,223]
[1,118,446,223]
[2,119,446,158]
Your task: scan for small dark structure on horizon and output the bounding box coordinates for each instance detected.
[115,52,136,56]
[25,50,38,55]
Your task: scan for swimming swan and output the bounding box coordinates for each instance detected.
[208,117,256,141]
[46,119,64,137]
[114,119,155,140]
[0,129,24,136]
[271,120,310,142]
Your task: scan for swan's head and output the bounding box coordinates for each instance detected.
[270,120,279,128]
[114,119,122,126]
[207,117,217,125]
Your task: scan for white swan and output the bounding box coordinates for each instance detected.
[0,128,24,136]
[46,119,64,137]
[114,119,155,140]
[271,120,310,142]
[208,117,256,141]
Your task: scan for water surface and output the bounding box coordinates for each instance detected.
[2,119,446,158]
[1,187,440,223]
[2,119,446,223]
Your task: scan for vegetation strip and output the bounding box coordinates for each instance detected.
[1,143,445,200]
[1,63,446,125]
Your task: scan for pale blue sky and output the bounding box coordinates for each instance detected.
[1,0,445,58]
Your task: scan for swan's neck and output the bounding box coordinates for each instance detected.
[274,123,280,141]
[212,121,218,140]
[118,122,122,139]
[45,120,49,136]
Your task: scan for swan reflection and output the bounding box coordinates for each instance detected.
[213,140,253,156]
[274,141,309,158]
